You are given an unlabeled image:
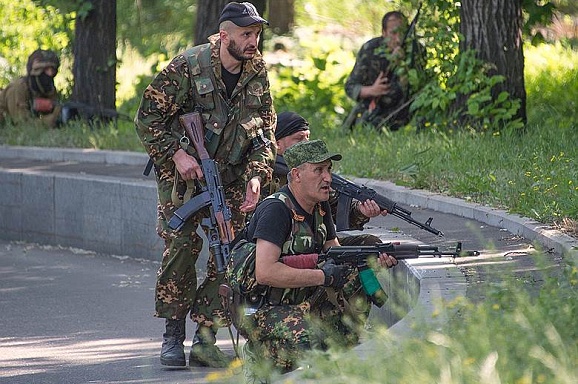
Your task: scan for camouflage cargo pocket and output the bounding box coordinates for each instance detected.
[225,239,268,325]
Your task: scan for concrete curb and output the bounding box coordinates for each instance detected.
[0,144,147,165]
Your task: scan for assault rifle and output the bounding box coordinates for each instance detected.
[167,111,235,273]
[282,241,479,270]
[331,173,444,236]
[282,241,478,307]
[320,241,479,266]
[60,101,132,124]
[323,242,477,306]
[32,98,131,127]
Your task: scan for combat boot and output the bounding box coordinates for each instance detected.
[160,318,186,367]
[189,326,232,368]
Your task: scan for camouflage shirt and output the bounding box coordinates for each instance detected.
[0,77,60,127]
[135,33,276,188]
[345,36,407,112]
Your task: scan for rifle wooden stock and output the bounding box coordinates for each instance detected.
[331,173,444,237]
[168,112,235,273]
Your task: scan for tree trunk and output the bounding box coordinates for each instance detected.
[460,0,527,125]
[72,0,117,110]
[268,0,295,34]
[194,0,229,45]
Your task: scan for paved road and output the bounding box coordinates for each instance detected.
[0,240,237,384]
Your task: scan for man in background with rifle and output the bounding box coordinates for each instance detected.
[343,6,425,131]
[0,49,62,128]
[0,49,129,128]
[135,2,276,369]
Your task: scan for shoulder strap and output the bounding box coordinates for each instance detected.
[268,191,325,253]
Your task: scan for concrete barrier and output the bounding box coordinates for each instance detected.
[0,160,163,259]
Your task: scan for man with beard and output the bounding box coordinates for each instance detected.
[0,49,62,128]
[135,2,276,368]
[343,10,425,131]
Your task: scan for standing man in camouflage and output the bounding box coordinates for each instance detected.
[227,140,397,375]
[0,49,62,128]
[343,10,424,131]
[134,2,276,368]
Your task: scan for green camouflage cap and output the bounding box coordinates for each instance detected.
[284,139,342,169]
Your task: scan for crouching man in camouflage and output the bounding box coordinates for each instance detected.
[225,140,397,378]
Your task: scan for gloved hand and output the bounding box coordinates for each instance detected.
[320,259,349,289]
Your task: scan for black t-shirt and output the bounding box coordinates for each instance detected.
[221,65,242,99]
[245,185,337,249]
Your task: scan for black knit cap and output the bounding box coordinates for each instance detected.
[218,2,268,27]
[275,111,310,141]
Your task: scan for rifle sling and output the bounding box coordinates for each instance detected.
[171,171,197,206]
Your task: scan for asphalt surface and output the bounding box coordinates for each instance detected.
[0,151,572,383]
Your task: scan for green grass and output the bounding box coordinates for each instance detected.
[0,118,144,152]
[323,122,577,226]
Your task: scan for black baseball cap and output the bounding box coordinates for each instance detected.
[218,2,269,27]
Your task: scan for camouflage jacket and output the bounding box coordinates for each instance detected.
[345,36,408,112]
[227,190,328,308]
[135,33,276,190]
[0,77,60,127]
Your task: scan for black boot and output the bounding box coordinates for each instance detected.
[189,326,232,368]
[160,319,186,367]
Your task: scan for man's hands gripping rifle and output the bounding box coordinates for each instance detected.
[320,259,349,289]
[168,111,235,273]
[283,241,478,307]
[331,173,444,236]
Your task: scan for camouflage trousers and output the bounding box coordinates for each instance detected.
[240,233,384,371]
[154,178,247,329]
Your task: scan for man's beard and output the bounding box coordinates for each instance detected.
[227,40,254,61]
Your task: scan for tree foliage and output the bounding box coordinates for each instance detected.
[116,0,196,57]
[0,0,72,89]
